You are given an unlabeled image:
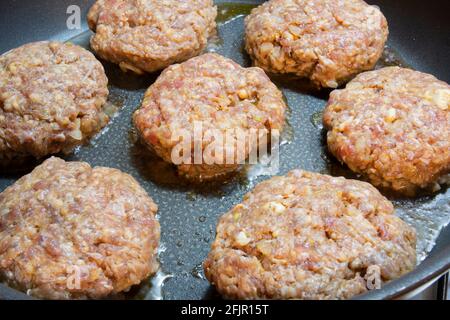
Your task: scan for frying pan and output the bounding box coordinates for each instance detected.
[0,0,449,300]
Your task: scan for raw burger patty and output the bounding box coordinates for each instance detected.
[323,67,450,195]
[133,53,287,180]
[0,157,160,299]
[88,0,217,74]
[204,170,416,300]
[245,0,388,88]
[0,41,109,166]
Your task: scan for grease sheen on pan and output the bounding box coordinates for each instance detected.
[0,41,109,166]
[88,0,217,74]
[204,170,416,300]
[0,157,160,299]
[245,0,388,88]
[324,67,450,195]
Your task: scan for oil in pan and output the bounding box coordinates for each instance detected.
[0,1,448,300]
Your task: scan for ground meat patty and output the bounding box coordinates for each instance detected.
[204,170,416,300]
[87,0,217,74]
[0,157,160,299]
[133,53,287,180]
[0,41,109,167]
[244,0,388,88]
[323,67,450,195]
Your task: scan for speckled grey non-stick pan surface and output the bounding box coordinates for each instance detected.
[0,0,449,300]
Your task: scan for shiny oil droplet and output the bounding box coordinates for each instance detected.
[311,111,324,130]
[145,270,173,300]
[216,3,257,25]
[186,191,197,201]
[191,263,205,280]
[158,243,167,255]
[280,120,294,146]
[377,45,411,69]
[280,92,294,146]
[205,34,223,53]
